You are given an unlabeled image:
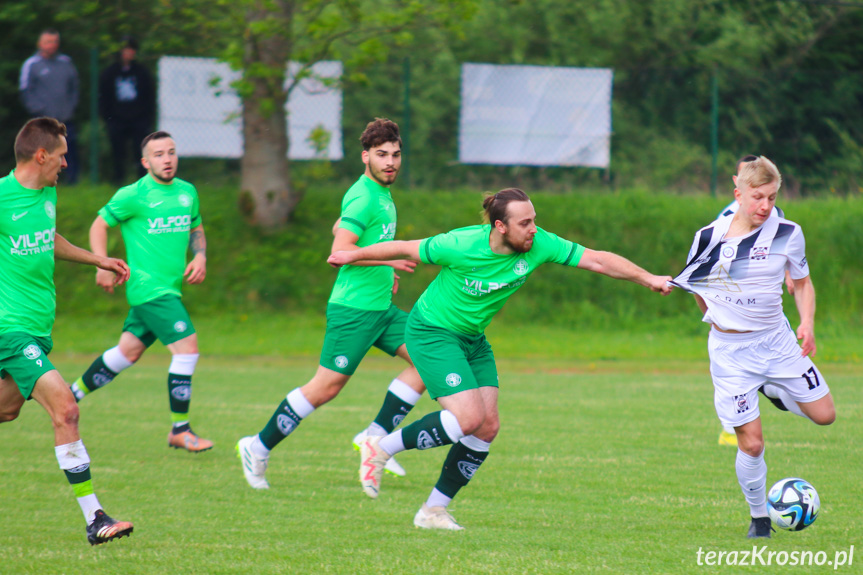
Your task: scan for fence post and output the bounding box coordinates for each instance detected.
[402,56,411,189]
[710,68,719,197]
[90,47,99,184]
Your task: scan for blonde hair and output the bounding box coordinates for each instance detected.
[737,156,782,190]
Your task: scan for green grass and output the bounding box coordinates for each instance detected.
[2,326,861,574]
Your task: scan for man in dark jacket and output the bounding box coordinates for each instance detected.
[99,36,155,185]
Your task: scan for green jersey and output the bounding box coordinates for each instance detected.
[99,174,202,307]
[417,225,585,335]
[329,175,398,311]
[0,171,57,336]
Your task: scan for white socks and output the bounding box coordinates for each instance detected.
[736,449,768,517]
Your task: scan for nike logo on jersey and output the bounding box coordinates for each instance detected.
[11,212,28,221]
[149,201,164,208]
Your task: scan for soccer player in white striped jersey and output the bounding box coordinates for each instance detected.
[672,156,835,539]
[716,155,794,447]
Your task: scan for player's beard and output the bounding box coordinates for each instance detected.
[369,164,398,186]
[503,234,534,253]
[151,167,175,184]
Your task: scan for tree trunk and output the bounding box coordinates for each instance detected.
[239,2,302,231]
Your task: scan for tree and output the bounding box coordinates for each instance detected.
[218,0,477,230]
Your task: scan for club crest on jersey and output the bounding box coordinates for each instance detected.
[513,259,530,276]
[178,194,192,207]
[750,246,769,260]
[734,394,750,414]
[722,246,736,259]
[44,201,55,219]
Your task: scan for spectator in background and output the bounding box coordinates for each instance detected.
[99,35,155,185]
[19,28,80,184]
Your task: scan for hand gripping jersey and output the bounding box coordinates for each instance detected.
[0,171,57,336]
[672,214,809,332]
[416,225,585,335]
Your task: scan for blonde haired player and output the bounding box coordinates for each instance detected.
[672,156,835,538]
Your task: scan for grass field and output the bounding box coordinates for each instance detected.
[1,321,861,574]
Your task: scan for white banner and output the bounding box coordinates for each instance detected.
[157,57,343,160]
[459,63,612,168]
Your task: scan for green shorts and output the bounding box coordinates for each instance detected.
[0,332,56,400]
[319,303,408,375]
[405,309,499,400]
[123,294,196,347]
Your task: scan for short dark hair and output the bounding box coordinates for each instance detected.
[14,117,67,163]
[736,154,758,173]
[360,118,401,151]
[121,35,139,51]
[141,131,173,154]
[482,188,531,225]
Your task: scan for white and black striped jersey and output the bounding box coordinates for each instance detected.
[672,214,809,332]
[718,199,784,219]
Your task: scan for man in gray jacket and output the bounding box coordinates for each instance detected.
[19,29,80,183]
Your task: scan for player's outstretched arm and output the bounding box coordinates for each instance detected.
[329,240,423,268]
[55,232,131,285]
[792,275,816,357]
[576,249,673,294]
[184,224,207,285]
[329,228,418,272]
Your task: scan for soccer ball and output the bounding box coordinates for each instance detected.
[766,477,820,531]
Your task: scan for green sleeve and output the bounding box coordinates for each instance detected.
[338,190,373,237]
[190,186,202,228]
[536,227,585,268]
[419,231,460,266]
[98,186,137,227]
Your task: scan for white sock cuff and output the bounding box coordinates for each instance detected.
[736,448,764,467]
[103,346,134,372]
[169,353,199,376]
[55,440,91,470]
[389,378,422,405]
[440,410,465,444]
[460,434,491,453]
[287,388,315,419]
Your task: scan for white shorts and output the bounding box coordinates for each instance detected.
[708,321,830,429]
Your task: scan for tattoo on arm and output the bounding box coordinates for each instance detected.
[189,229,206,257]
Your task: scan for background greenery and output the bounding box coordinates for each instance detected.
[52,181,863,344]
[2,0,863,194]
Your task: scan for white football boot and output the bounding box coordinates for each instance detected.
[353,429,406,477]
[413,504,465,531]
[236,436,270,489]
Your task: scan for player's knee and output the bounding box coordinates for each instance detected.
[457,411,486,436]
[123,348,143,363]
[812,409,835,426]
[738,436,764,457]
[0,405,22,422]
[53,400,80,430]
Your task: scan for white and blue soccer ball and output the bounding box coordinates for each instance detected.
[766,477,820,531]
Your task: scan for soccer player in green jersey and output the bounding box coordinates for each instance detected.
[236,118,425,489]
[329,188,673,530]
[0,118,134,544]
[69,131,213,453]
